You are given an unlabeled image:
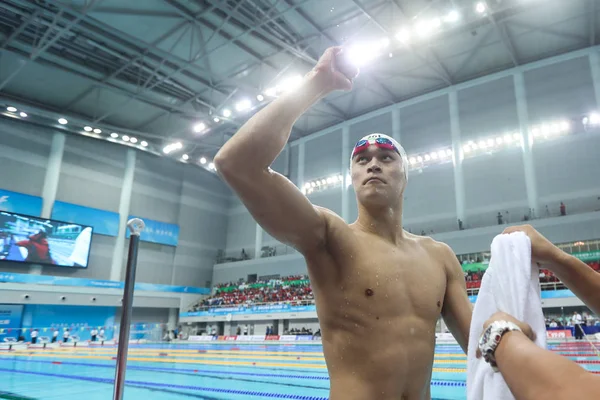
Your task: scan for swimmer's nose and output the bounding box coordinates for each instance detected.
[367,161,382,173]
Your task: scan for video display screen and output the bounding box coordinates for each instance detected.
[0,211,92,268]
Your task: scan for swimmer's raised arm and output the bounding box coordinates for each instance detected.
[214,47,357,253]
[439,243,472,354]
[503,225,600,315]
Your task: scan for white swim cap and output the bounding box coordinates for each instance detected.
[351,133,408,181]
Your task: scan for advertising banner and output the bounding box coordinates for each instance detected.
[295,335,313,341]
[181,304,317,318]
[0,189,42,217]
[279,335,297,341]
[546,329,573,339]
[0,304,23,338]
[265,335,280,340]
[127,216,179,246]
[188,335,215,342]
[52,201,119,237]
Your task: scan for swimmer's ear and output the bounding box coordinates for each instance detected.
[476,348,482,359]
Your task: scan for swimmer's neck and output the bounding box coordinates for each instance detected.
[354,202,406,244]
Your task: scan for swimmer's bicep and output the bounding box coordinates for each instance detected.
[224,168,327,252]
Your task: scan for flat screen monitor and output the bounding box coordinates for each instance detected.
[0,211,93,268]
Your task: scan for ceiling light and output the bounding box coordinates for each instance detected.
[256,94,264,101]
[304,183,311,189]
[19,112,27,118]
[487,138,494,146]
[278,75,303,92]
[583,116,589,124]
[475,2,486,13]
[415,21,434,37]
[84,126,92,132]
[264,87,277,97]
[590,113,600,124]
[424,154,431,161]
[130,137,138,144]
[141,141,148,147]
[235,99,252,112]
[93,128,102,134]
[395,29,410,43]
[58,118,68,125]
[379,37,390,48]
[438,150,447,158]
[444,10,460,23]
[321,179,327,185]
[560,120,570,132]
[213,117,220,123]
[182,154,189,161]
[222,109,232,118]
[550,123,560,134]
[122,135,130,142]
[110,132,118,138]
[200,157,207,164]
[463,145,471,153]
[512,133,521,141]
[311,182,316,187]
[478,140,487,149]
[445,149,453,156]
[504,134,513,143]
[541,124,550,135]
[6,106,17,112]
[326,177,333,184]
[431,18,441,28]
[496,136,503,144]
[430,152,438,160]
[208,162,215,170]
[193,122,206,133]
[409,157,416,165]
[417,156,423,163]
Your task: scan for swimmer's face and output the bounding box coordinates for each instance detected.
[351,145,406,205]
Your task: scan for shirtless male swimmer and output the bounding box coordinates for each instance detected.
[214,47,473,400]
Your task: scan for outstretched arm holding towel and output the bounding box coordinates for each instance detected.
[480,225,600,400]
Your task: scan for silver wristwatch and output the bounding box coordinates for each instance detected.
[478,320,522,372]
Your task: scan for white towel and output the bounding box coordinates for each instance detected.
[467,232,547,400]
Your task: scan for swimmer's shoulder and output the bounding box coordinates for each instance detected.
[406,232,454,258]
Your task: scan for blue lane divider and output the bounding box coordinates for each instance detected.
[0,358,467,388]
[0,367,329,400]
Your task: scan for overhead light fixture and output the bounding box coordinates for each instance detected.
[122,135,130,142]
[93,128,102,134]
[6,106,17,112]
[438,150,447,158]
[550,123,560,134]
[208,162,215,170]
[560,120,570,132]
[130,137,138,144]
[409,157,416,165]
[346,43,381,67]
[235,99,252,112]
[84,126,93,132]
[19,112,27,118]
[444,10,460,23]
[496,136,503,144]
[256,94,264,101]
[278,75,303,92]
[182,154,189,161]
[213,117,220,123]
[110,132,119,138]
[589,113,600,124]
[463,145,472,153]
[417,156,423,163]
[222,109,232,118]
[445,149,453,156]
[512,133,521,141]
[475,2,486,14]
[430,152,438,160]
[478,140,487,149]
[58,118,68,125]
[163,142,183,154]
[200,157,207,165]
[504,134,513,143]
[379,37,390,48]
[193,122,206,133]
[486,138,494,147]
[424,154,431,161]
[141,141,148,147]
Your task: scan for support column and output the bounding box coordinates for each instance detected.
[391,108,401,143]
[278,319,284,335]
[254,223,263,259]
[341,126,350,222]
[589,51,600,109]
[513,72,539,217]
[32,132,65,274]
[297,142,305,189]
[110,149,136,281]
[168,308,178,330]
[449,91,466,226]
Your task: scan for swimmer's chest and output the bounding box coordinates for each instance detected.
[327,234,447,318]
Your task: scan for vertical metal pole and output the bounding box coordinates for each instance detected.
[112,218,145,400]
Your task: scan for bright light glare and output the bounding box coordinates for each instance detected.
[424,154,431,161]
[560,120,570,132]
[235,99,252,112]
[19,112,27,118]
[84,126,93,132]
[346,44,380,66]
[6,106,17,112]
[256,94,264,101]
[122,135,130,142]
[541,124,550,135]
[504,134,513,143]
[222,109,232,118]
[110,133,119,138]
[304,183,311,189]
[141,141,148,147]
[130,137,138,144]
[431,152,438,160]
[589,113,600,124]
[446,149,453,157]
[444,10,460,23]
[550,123,560,134]
[213,117,220,123]
[208,162,215,170]
[200,157,207,165]
[417,156,423,163]
[438,150,447,158]
[487,138,494,147]
[182,154,189,161]
[409,157,416,165]
[193,122,206,133]
[476,2,486,13]
[478,140,487,149]
[512,133,521,141]
[431,18,441,28]
[395,29,410,43]
[93,128,102,134]
[379,37,390,48]
[264,87,277,97]
[496,136,503,144]
[463,145,471,153]
[58,118,68,125]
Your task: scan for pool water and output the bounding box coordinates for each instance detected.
[0,341,598,399]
